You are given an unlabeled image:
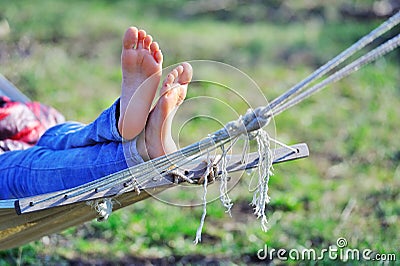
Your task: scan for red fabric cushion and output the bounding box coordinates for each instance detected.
[0,96,64,153]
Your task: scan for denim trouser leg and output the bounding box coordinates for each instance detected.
[0,100,144,200]
[37,100,123,149]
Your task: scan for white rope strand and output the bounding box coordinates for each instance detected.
[194,158,213,245]
[219,145,233,215]
[269,137,298,153]
[251,129,274,231]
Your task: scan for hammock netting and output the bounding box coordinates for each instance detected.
[0,11,399,250]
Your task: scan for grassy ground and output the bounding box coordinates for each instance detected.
[0,1,399,265]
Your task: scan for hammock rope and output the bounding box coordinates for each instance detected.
[267,11,400,115]
[271,32,400,117]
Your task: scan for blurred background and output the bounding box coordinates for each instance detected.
[0,0,399,264]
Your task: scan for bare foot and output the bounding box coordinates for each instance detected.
[137,62,193,160]
[119,27,163,140]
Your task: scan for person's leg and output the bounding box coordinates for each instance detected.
[37,27,163,150]
[119,27,163,140]
[36,100,122,149]
[0,140,138,199]
[0,63,192,200]
[137,62,192,160]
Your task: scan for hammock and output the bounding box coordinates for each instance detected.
[1,11,399,250]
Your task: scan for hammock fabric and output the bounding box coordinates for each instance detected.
[0,11,399,250]
[0,143,309,249]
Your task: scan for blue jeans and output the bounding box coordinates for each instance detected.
[0,100,144,199]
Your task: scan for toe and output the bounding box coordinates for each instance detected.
[171,68,179,80]
[161,73,174,95]
[150,42,163,63]
[150,42,159,53]
[154,50,163,64]
[166,73,175,84]
[175,65,184,76]
[144,35,152,50]
[178,62,193,84]
[136,29,146,49]
[123,27,138,49]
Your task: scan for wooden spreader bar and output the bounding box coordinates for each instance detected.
[14,143,309,215]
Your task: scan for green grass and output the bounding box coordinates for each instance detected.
[0,0,399,264]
